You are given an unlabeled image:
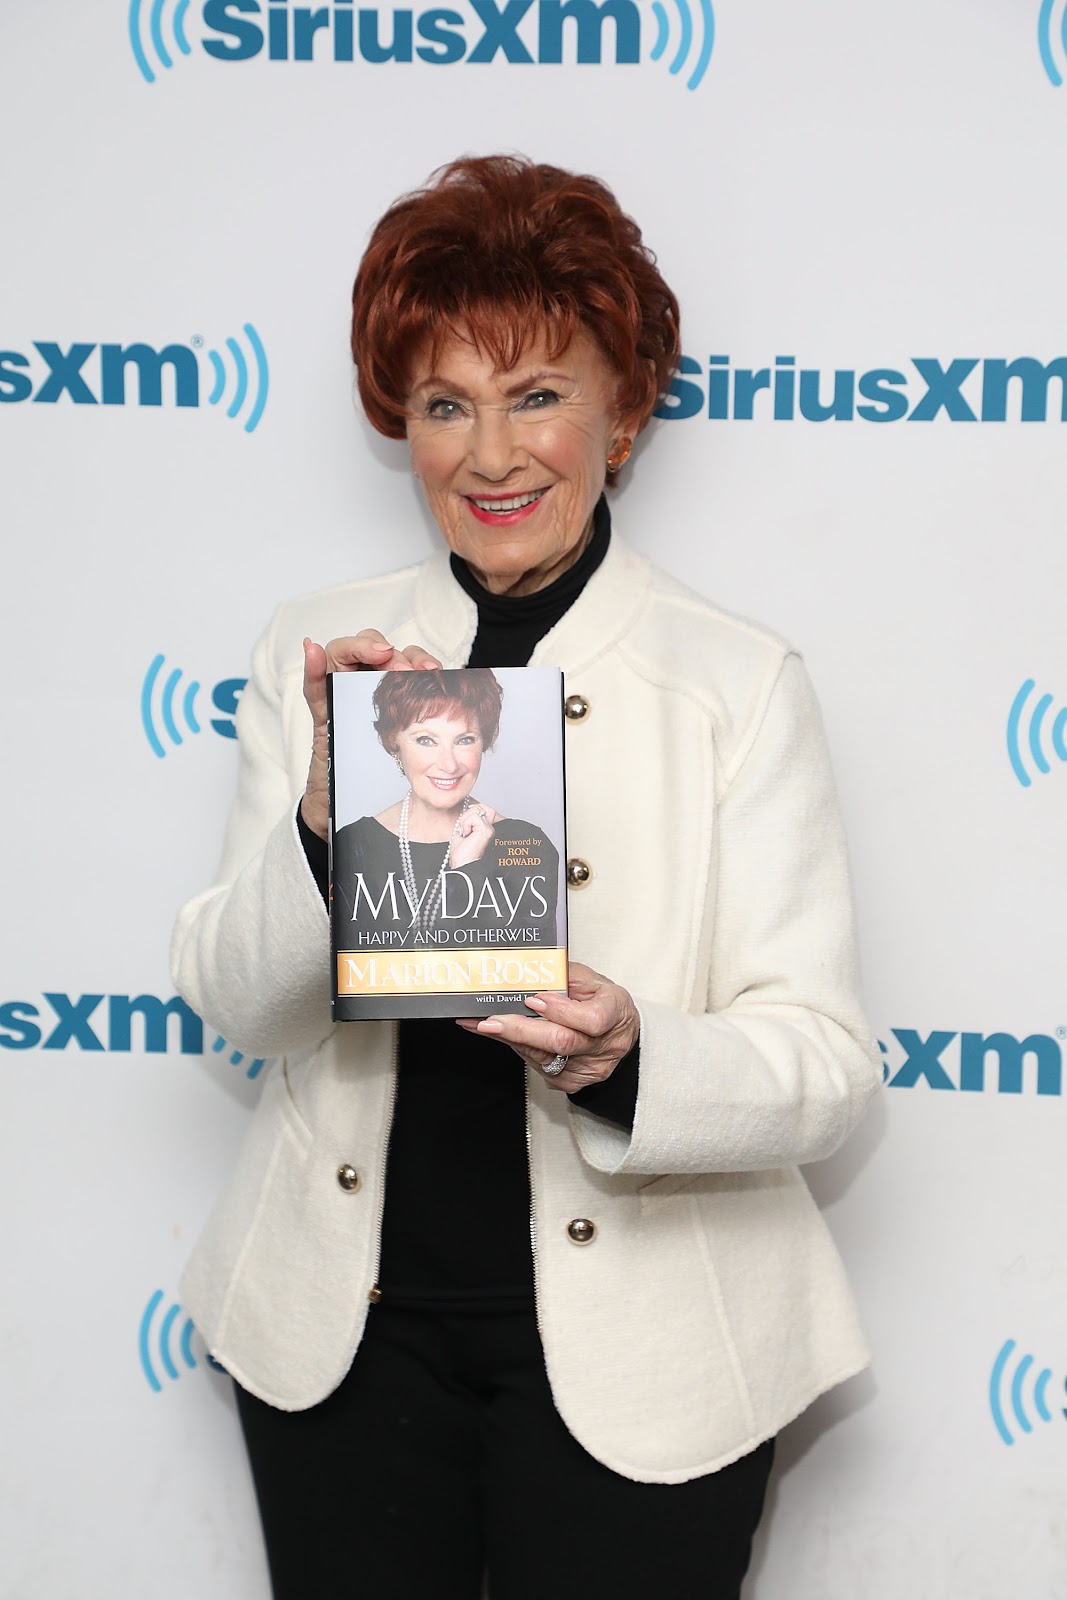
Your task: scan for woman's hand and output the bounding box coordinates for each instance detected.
[300,631,441,841]
[450,800,502,869]
[456,962,639,1093]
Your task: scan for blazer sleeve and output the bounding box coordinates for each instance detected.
[170,608,333,1057]
[569,650,882,1176]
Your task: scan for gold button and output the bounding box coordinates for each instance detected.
[564,694,590,722]
[567,1218,596,1245]
[368,1286,382,1305]
[337,1164,361,1192]
[566,858,592,888]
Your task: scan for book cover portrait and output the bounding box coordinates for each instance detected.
[329,667,568,1019]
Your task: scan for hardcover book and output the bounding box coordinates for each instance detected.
[328,665,569,1020]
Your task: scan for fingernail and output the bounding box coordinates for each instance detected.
[476,1020,504,1034]
[525,996,548,1012]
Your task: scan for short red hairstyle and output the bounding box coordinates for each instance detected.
[351,155,680,440]
[373,669,504,752]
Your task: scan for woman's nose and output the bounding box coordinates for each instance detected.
[467,405,520,480]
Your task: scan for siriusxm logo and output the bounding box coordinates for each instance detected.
[0,993,266,1076]
[139,1290,203,1391]
[130,0,714,89]
[0,324,268,433]
[1039,0,1067,84]
[655,354,1067,423]
[989,1339,1066,1446]
[1007,680,1066,788]
[880,1030,1064,1095]
[0,993,204,1054]
[139,1289,225,1391]
[142,655,246,757]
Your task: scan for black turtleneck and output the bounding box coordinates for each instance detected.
[297,497,639,1309]
[452,492,613,668]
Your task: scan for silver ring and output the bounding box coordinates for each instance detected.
[542,1054,567,1077]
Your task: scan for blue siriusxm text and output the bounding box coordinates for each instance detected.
[0,993,264,1075]
[131,0,714,88]
[656,355,1067,423]
[202,0,638,63]
[0,325,269,431]
[0,994,204,1054]
[881,1030,1063,1095]
[1,343,199,407]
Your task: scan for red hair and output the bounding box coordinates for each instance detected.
[351,155,680,440]
[373,669,503,752]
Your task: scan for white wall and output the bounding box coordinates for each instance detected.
[3,2,1066,1594]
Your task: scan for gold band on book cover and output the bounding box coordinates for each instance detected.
[337,948,568,997]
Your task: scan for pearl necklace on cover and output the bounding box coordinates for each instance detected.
[398,791,472,935]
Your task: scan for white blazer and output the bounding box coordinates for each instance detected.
[173,533,881,1484]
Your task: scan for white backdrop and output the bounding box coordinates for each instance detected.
[3,1,1066,1595]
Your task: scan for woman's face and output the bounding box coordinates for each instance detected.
[395,712,484,811]
[405,328,636,596]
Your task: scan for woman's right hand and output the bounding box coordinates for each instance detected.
[300,630,442,840]
[450,801,502,869]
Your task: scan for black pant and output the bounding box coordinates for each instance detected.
[235,1305,774,1600]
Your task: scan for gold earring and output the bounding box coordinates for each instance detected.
[606,435,632,474]
[395,753,406,776]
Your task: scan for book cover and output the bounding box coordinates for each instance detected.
[328,666,568,1020]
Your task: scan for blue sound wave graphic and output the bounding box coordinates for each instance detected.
[649,0,714,90]
[141,654,202,758]
[212,1034,266,1080]
[139,1290,200,1391]
[1039,0,1067,85]
[205,324,269,434]
[129,0,192,84]
[1007,679,1067,787]
[989,1339,1058,1445]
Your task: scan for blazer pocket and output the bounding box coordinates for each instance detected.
[637,1172,702,1202]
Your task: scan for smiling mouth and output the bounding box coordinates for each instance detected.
[428,777,463,788]
[467,488,547,513]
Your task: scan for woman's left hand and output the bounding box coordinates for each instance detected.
[456,962,639,1092]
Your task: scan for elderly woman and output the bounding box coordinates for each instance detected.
[173,155,880,1600]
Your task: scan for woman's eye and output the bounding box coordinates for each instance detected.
[427,398,464,421]
[518,389,559,412]
[414,735,436,746]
